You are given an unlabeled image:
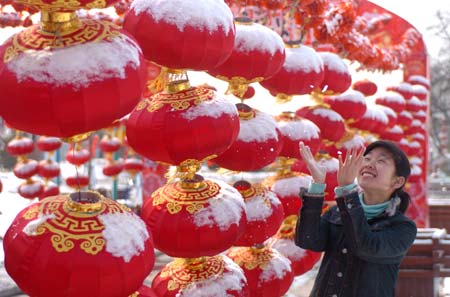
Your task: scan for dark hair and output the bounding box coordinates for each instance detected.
[364,140,411,213]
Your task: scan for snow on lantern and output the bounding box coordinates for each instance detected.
[65,142,90,189]
[232,180,284,247]
[379,125,404,142]
[323,89,367,124]
[407,75,430,90]
[36,136,62,199]
[409,164,423,183]
[348,105,388,136]
[0,17,147,139]
[413,110,427,122]
[267,216,321,276]
[296,105,345,143]
[141,174,246,258]
[99,134,124,178]
[318,52,352,94]
[387,82,414,100]
[323,129,365,159]
[208,18,285,98]
[124,0,235,71]
[397,110,413,129]
[352,79,377,96]
[227,245,293,297]
[38,181,60,201]
[152,255,249,297]
[276,112,321,159]
[3,191,155,297]
[377,105,397,128]
[404,119,426,136]
[411,84,428,100]
[212,103,282,171]
[126,78,240,166]
[406,96,427,113]
[375,91,406,114]
[260,44,324,102]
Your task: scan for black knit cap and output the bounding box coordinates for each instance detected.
[364,140,411,180]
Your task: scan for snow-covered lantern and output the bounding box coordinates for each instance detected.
[387,82,414,100]
[352,79,377,96]
[208,18,285,98]
[152,255,249,296]
[411,84,428,100]
[379,125,404,142]
[397,110,413,128]
[213,103,282,171]
[260,44,324,102]
[323,130,366,159]
[404,119,426,136]
[407,75,430,90]
[296,105,345,143]
[406,96,426,113]
[318,52,352,94]
[349,105,389,136]
[375,91,406,114]
[124,0,235,71]
[232,180,284,246]
[377,105,397,127]
[141,175,246,258]
[3,191,155,297]
[323,89,367,124]
[227,245,293,297]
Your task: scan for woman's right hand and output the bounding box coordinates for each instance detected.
[299,142,326,184]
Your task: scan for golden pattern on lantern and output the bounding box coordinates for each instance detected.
[275,215,298,239]
[135,87,215,113]
[160,256,225,291]
[14,0,107,12]
[235,181,271,209]
[21,192,128,255]
[228,246,274,270]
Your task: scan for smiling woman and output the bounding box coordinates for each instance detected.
[295,140,417,297]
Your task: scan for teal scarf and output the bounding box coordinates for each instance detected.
[358,194,390,220]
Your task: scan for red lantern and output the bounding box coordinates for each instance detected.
[406,96,426,112]
[0,20,146,138]
[407,75,430,90]
[18,179,44,199]
[227,245,294,297]
[260,44,324,100]
[411,84,428,100]
[38,182,60,200]
[38,159,61,179]
[99,135,122,153]
[36,136,62,152]
[352,79,377,96]
[124,157,144,175]
[318,52,352,94]
[232,180,284,246]
[277,113,321,159]
[127,85,240,165]
[269,174,312,217]
[141,175,246,258]
[349,105,388,135]
[124,0,235,71]
[3,191,155,297]
[323,90,367,122]
[66,147,90,166]
[213,104,282,171]
[6,136,34,156]
[377,105,397,127]
[323,131,365,159]
[413,110,427,122]
[103,160,124,177]
[14,159,38,179]
[379,125,404,142]
[296,105,345,142]
[387,82,414,100]
[152,255,249,297]
[409,164,423,183]
[404,119,426,136]
[397,110,413,128]
[267,216,321,276]
[208,19,285,98]
[375,91,406,114]
[66,175,90,189]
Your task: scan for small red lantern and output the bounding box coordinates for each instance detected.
[6,136,34,156]
[124,157,145,175]
[404,119,426,136]
[38,159,61,179]
[36,137,62,152]
[66,175,90,189]
[103,160,124,177]
[413,110,427,122]
[38,182,60,200]
[379,125,404,142]
[397,110,413,128]
[324,130,365,159]
[14,159,38,179]
[378,105,397,127]
[232,180,284,246]
[260,44,324,101]
[352,79,377,96]
[411,84,428,100]
[66,146,90,166]
[208,19,285,98]
[227,245,294,297]
[349,105,388,135]
[407,75,430,90]
[141,175,246,258]
[277,113,321,159]
[375,91,406,113]
[124,0,235,71]
[296,105,345,142]
[406,96,426,112]
[269,174,312,217]
[127,85,240,165]
[387,82,414,100]
[318,52,352,94]
[323,90,367,123]
[18,179,44,199]
[213,104,282,171]
[3,191,155,297]
[152,255,249,297]
[99,135,122,153]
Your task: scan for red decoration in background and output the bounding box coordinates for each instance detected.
[318,52,352,94]
[352,79,377,96]
[387,82,414,100]
[123,0,235,71]
[296,105,345,142]
[36,137,62,152]
[13,159,38,179]
[3,192,155,297]
[348,105,388,136]
[375,91,406,113]
[38,182,59,200]
[323,90,367,123]
[6,136,34,156]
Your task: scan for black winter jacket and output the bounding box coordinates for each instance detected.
[295,190,417,297]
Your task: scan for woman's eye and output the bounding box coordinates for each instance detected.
[377,159,386,164]
[363,157,370,162]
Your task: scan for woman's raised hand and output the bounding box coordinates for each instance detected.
[337,147,364,187]
[299,142,326,184]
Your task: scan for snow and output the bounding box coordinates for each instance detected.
[411,164,422,176]
[283,45,323,73]
[176,256,246,297]
[19,180,43,195]
[99,212,149,262]
[412,132,425,140]
[7,137,33,149]
[193,179,245,231]
[399,110,413,119]
[234,22,284,56]
[388,125,403,134]
[238,110,279,142]
[14,160,38,176]
[181,92,238,121]
[328,89,366,104]
[130,0,234,35]
[23,213,55,236]
[258,248,292,284]
[408,96,423,106]
[312,107,344,122]
[340,134,365,150]
[395,82,414,93]
[271,175,312,198]
[318,157,339,172]
[407,75,430,88]
[277,119,320,141]
[319,52,349,74]
[8,33,142,89]
[362,106,389,123]
[412,84,428,96]
[410,156,422,165]
[244,189,280,221]
[270,238,306,260]
[377,105,396,118]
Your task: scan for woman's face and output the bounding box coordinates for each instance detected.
[357,147,405,196]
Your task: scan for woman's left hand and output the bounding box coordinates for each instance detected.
[337,147,365,187]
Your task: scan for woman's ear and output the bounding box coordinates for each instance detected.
[393,176,406,190]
